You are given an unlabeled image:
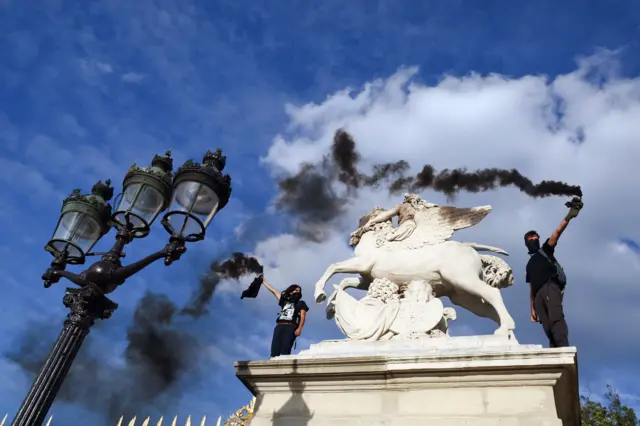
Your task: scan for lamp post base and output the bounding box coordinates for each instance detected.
[11,285,117,426]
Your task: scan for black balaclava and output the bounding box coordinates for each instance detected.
[524,230,540,254]
[288,292,302,303]
[284,285,302,303]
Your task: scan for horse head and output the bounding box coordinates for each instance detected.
[349,207,387,247]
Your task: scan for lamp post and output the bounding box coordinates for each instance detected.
[11,150,232,426]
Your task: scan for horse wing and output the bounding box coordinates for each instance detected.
[407,205,493,247]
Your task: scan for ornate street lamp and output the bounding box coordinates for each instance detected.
[113,150,174,238]
[11,150,232,426]
[44,180,113,266]
[162,148,231,243]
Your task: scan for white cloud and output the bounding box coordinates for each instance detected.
[79,59,114,74]
[205,332,269,366]
[24,134,124,184]
[95,62,114,73]
[580,366,640,410]
[609,241,640,270]
[59,113,88,138]
[249,51,640,359]
[121,72,145,83]
[0,155,64,203]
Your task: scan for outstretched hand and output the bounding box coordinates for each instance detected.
[565,197,584,220]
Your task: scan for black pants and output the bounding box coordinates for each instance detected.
[534,281,569,348]
[270,323,296,357]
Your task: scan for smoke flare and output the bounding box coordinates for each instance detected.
[413,165,582,198]
[276,128,582,237]
[182,252,264,318]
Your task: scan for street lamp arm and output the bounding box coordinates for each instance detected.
[110,250,166,282]
[42,268,90,288]
[110,236,187,282]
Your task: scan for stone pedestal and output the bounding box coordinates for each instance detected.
[235,336,580,426]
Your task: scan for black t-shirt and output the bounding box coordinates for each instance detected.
[526,239,559,296]
[276,293,309,326]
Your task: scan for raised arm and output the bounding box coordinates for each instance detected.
[366,205,401,226]
[548,218,569,248]
[548,198,583,247]
[262,278,281,301]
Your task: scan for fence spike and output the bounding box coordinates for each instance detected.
[45,415,53,426]
[141,417,150,426]
[185,415,191,426]
[117,416,124,426]
[171,416,177,426]
[156,416,163,426]
[215,416,221,426]
[1,413,7,426]
[127,416,137,426]
[200,416,207,426]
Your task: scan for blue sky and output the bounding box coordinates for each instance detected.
[1,0,639,424]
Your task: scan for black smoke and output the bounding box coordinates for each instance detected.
[275,130,413,240]
[332,129,361,187]
[182,252,264,318]
[7,252,264,425]
[276,128,582,238]
[411,165,583,198]
[276,159,346,242]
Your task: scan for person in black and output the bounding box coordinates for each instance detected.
[525,200,582,348]
[262,278,309,358]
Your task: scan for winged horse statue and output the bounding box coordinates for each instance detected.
[313,193,517,336]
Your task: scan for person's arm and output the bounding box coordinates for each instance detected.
[295,309,307,336]
[548,218,570,248]
[549,198,583,247]
[526,270,536,322]
[529,283,537,322]
[366,205,401,226]
[262,278,281,302]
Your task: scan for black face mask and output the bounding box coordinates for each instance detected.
[525,239,540,254]
[288,292,302,303]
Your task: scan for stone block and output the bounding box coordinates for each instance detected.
[235,336,580,425]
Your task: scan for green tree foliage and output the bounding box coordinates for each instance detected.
[581,385,639,425]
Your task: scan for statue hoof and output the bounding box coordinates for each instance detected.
[315,292,327,304]
[493,326,516,338]
[326,304,336,320]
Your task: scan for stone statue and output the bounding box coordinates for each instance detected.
[361,193,437,242]
[327,277,458,341]
[314,193,516,339]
